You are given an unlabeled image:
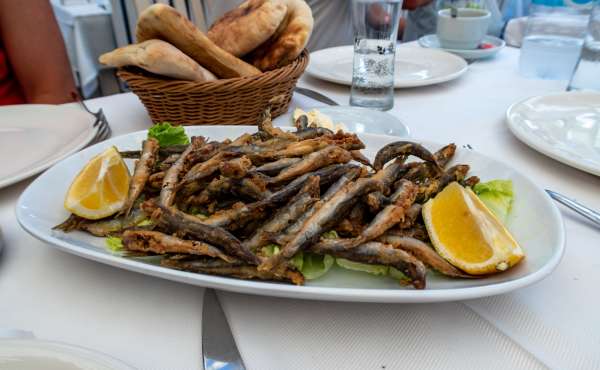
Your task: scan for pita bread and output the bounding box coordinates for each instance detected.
[136,4,261,78]
[208,0,288,57]
[247,0,313,71]
[99,40,217,82]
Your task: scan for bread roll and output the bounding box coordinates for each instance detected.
[136,4,261,78]
[99,40,217,82]
[208,0,287,57]
[247,0,313,71]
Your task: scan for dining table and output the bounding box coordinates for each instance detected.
[1,43,599,370]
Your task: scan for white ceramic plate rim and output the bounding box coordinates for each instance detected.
[0,105,98,189]
[506,91,600,177]
[418,34,506,59]
[306,45,468,88]
[16,128,565,303]
[0,339,135,370]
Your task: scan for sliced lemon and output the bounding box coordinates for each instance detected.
[64,146,130,220]
[422,182,524,275]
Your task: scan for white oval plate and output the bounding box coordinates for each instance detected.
[506,91,600,177]
[0,339,134,370]
[418,34,506,60]
[16,126,565,303]
[0,104,97,189]
[307,45,468,88]
[273,106,410,137]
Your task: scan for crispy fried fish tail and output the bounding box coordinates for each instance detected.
[121,138,159,216]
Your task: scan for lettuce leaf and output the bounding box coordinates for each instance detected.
[336,258,388,276]
[473,180,514,223]
[148,122,189,147]
[261,245,334,280]
[105,236,123,252]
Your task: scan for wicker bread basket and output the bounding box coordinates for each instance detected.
[117,50,309,126]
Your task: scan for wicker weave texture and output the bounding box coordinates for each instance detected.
[117,50,309,126]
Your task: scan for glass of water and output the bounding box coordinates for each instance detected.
[350,0,403,111]
[568,3,600,91]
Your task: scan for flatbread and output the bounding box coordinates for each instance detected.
[99,39,217,82]
[207,0,288,57]
[136,4,261,78]
[247,0,313,71]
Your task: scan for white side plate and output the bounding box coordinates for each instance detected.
[506,91,600,177]
[0,339,134,370]
[418,34,505,60]
[273,106,410,137]
[17,127,565,303]
[0,104,97,189]
[307,45,468,88]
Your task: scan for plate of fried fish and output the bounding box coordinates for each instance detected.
[16,112,565,303]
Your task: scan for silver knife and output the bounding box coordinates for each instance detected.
[546,189,600,228]
[202,289,246,370]
[294,87,340,106]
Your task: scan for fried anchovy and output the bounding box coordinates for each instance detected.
[373,141,439,171]
[259,176,383,272]
[244,176,320,251]
[309,241,426,289]
[372,157,407,191]
[378,235,472,278]
[294,127,333,140]
[53,206,148,236]
[160,137,203,207]
[181,152,234,185]
[120,144,190,159]
[271,146,352,184]
[120,138,159,216]
[161,256,304,285]
[295,114,309,131]
[350,150,373,168]
[386,225,430,242]
[416,164,470,203]
[462,176,480,188]
[122,230,235,262]
[158,153,180,171]
[151,204,260,265]
[255,158,302,176]
[219,156,252,179]
[232,177,272,201]
[257,102,298,141]
[402,143,457,181]
[320,180,418,250]
[397,203,422,229]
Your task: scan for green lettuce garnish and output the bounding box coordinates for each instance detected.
[473,180,514,223]
[261,245,334,280]
[136,219,153,227]
[105,236,123,252]
[148,122,190,147]
[336,259,413,284]
[321,230,339,239]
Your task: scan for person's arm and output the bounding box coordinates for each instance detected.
[0,0,78,104]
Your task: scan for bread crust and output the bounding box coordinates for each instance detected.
[99,39,217,82]
[136,4,261,78]
[247,0,313,71]
[208,0,287,57]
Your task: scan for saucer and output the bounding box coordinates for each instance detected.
[419,34,505,60]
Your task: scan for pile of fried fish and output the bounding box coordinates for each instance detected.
[55,107,480,289]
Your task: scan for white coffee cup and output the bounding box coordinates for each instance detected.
[437,8,491,50]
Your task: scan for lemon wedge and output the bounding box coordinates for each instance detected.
[422,182,524,275]
[64,146,130,220]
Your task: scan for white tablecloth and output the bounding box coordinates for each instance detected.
[1,45,600,370]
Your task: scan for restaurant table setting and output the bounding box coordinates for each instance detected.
[2,1,600,370]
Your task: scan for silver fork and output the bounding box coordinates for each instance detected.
[77,99,111,145]
[546,189,600,228]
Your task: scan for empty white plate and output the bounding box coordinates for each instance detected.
[307,45,468,88]
[506,91,600,176]
[419,34,505,60]
[0,339,134,370]
[0,104,97,189]
[273,106,410,137]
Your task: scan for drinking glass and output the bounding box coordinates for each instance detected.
[350,0,403,111]
[568,2,600,91]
